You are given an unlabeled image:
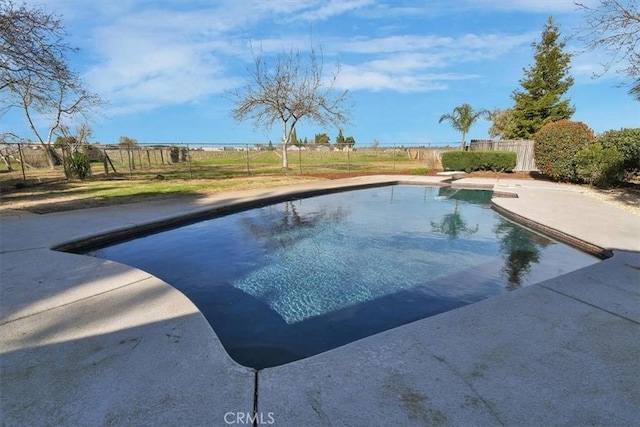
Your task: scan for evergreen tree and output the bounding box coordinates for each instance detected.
[335,129,345,149]
[508,17,575,139]
[345,136,356,148]
[290,128,299,146]
[314,133,330,145]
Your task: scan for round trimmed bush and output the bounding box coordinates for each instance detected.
[534,120,595,181]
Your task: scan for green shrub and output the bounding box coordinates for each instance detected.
[441,151,516,173]
[411,167,429,175]
[65,152,92,180]
[596,128,640,175]
[534,120,595,181]
[574,144,624,188]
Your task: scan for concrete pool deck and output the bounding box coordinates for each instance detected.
[1,176,638,426]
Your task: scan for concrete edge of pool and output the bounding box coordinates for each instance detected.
[1,176,638,426]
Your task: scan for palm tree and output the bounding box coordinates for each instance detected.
[438,103,489,150]
[430,200,478,240]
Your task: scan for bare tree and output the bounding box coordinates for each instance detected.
[118,136,139,148]
[487,108,516,139]
[229,46,351,169]
[56,121,93,152]
[1,1,102,167]
[574,0,640,98]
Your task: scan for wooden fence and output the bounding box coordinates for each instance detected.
[470,140,537,171]
[406,148,452,170]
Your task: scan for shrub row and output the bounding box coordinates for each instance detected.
[534,120,639,187]
[441,151,516,173]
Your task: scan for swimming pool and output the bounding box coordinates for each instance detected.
[88,185,598,369]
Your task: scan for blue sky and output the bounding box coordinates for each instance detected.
[8,0,639,146]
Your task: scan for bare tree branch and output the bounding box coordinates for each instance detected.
[574,0,640,84]
[1,0,103,167]
[228,44,352,169]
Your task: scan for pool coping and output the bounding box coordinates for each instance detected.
[53,176,613,260]
[1,175,639,425]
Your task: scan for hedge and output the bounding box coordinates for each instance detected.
[596,128,640,174]
[574,144,624,188]
[441,151,516,173]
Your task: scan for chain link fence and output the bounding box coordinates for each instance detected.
[0,142,457,186]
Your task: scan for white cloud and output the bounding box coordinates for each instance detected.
[297,0,375,21]
[54,0,543,116]
[462,0,592,13]
[327,31,535,92]
[336,63,478,93]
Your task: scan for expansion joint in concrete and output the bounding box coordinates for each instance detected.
[429,353,506,426]
[0,246,48,254]
[539,285,640,325]
[0,275,153,326]
[253,370,259,427]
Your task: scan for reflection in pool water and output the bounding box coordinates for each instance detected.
[88,186,598,369]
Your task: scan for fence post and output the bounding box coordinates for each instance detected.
[17,143,27,184]
[393,143,396,171]
[246,144,250,175]
[347,146,350,173]
[187,143,193,179]
[298,146,302,174]
[61,146,68,179]
[128,149,133,179]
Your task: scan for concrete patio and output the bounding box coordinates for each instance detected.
[1,176,638,426]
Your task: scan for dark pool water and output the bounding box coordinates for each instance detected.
[88,186,598,369]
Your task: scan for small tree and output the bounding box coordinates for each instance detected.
[438,103,489,150]
[118,136,138,148]
[56,123,94,180]
[335,129,345,149]
[230,46,351,169]
[509,17,575,139]
[345,135,356,149]
[488,108,516,139]
[314,133,330,145]
[1,1,101,168]
[290,128,299,147]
